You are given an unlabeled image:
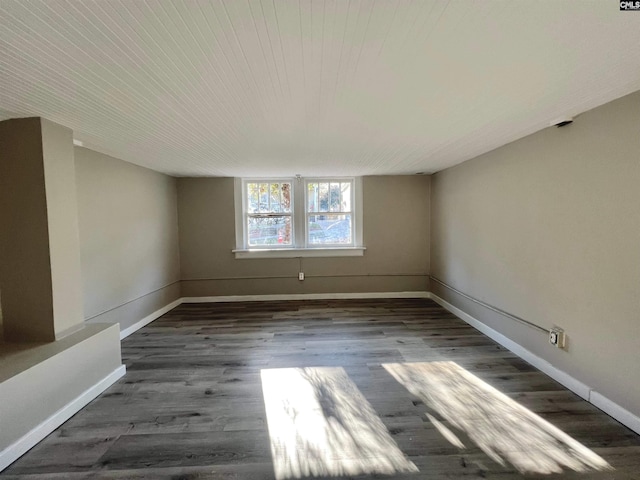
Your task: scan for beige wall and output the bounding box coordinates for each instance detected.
[178,176,430,296]
[41,119,85,336]
[0,118,55,341]
[431,90,640,415]
[75,148,181,331]
[0,118,83,341]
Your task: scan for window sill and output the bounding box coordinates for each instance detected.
[232,247,366,259]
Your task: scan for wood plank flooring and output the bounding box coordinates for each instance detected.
[2,298,639,479]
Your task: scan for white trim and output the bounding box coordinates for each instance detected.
[293,176,305,247]
[183,291,430,303]
[234,177,244,250]
[119,298,183,340]
[428,292,640,434]
[233,247,366,259]
[590,391,640,435]
[428,293,590,398]
[354,176,363,247]
[0,365,126,472]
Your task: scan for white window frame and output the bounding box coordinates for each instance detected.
[234,176,364,259]
[239,178,294,250]
[304,178,356,248]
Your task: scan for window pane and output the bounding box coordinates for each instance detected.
[270,183,282,213]
[259,183,269,212]
[318,183,329,212]
[308,214,352,245]
[247,183,259,213]
[341,182,351,212]
[248,216,292,246]
[282,183,292,213]
[330,183,341,212]
[248,182,291,215]
[307,182,318,212]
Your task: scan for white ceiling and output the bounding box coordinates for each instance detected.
[1,1,640,177]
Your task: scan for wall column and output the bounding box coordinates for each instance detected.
[0,117,84,342]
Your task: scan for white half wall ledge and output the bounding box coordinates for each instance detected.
[0,365,125,473]
[428,292,640,436]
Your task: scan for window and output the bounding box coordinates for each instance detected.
[234,177,364,258]
[306,180,353,246]
[245,181,293,247]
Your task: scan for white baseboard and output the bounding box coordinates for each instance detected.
[590,391,640,435]
[119,299,182,340]
[428,292,640,435]
[182,291,430,303]
[0,365,126,472]
[428,293,591,399]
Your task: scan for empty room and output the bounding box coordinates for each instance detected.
[1,0,639,478]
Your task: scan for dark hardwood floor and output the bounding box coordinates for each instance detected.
[2,298,639,479]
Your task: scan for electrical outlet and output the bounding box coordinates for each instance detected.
[298,272,304,281]
[549,327,565,348]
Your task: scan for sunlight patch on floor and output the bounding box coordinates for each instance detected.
[383,361,612,475]
[260,367,418,480]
